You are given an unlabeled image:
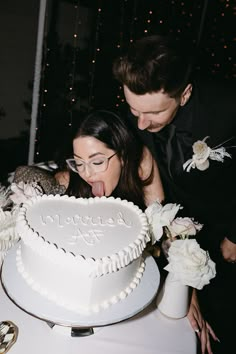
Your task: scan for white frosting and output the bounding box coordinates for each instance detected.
[16,195,149,314]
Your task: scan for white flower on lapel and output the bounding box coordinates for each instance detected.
[183,136,232,172]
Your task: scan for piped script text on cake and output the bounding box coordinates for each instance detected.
[40,211,133,228]
[69,228,104,246]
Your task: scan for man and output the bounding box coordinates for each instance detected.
[113,34,236,354]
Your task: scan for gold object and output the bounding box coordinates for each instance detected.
[146,243,161,258]
[0,321,18,354]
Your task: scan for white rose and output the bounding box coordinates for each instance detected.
[145,200,163,220]
[10,182,43,205]
[145,201,181,244]
[168,217,203,239]
[191,140,210,171]
[192,140,210,161]
[164,239,216,290]
[158,203,181,225]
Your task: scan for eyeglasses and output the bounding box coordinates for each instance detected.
[66,153,117,174]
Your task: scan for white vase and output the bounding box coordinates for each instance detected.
[157,272,189,319]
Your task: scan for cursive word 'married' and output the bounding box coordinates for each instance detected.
[40,211,132,228]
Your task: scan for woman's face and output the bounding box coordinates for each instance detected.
[73,136,122,197]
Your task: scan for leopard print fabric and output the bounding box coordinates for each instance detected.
[13,165,66,195]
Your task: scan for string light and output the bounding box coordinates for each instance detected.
[66,1,81,127]
[34,4,50,161]
[33,0,235,162]
[115,0,234,107]
[88,6,103,107]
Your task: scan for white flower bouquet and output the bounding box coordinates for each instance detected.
[0,181,43,264]
[145,200,216,290]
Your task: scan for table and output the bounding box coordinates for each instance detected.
[0,282,196,354]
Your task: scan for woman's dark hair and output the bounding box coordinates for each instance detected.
[62,109,152,210]
[113,34,193,99]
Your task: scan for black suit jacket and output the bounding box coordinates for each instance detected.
[128,77,236,254]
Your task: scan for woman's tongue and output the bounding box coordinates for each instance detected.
[91,181,105,197]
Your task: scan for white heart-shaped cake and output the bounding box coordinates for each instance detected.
[15,195,150,314]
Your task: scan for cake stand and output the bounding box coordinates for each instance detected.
[1,244,160,334]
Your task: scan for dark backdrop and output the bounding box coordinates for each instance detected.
[0,0,235,183]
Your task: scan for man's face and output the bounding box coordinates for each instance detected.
[123,85,180,133]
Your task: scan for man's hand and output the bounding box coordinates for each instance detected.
[220,237,236,263]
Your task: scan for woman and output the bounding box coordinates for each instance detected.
[55,109,164,209]
[14,109,214,352]
[56,109,218,354]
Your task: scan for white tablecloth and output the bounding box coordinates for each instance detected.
[0,282,196,354]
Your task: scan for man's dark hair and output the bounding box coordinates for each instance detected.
[113,35,193,99]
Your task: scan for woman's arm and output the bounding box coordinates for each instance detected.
[188,289,219,354]
[139,146,165,205]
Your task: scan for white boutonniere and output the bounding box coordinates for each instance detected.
[183,136,232,172]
